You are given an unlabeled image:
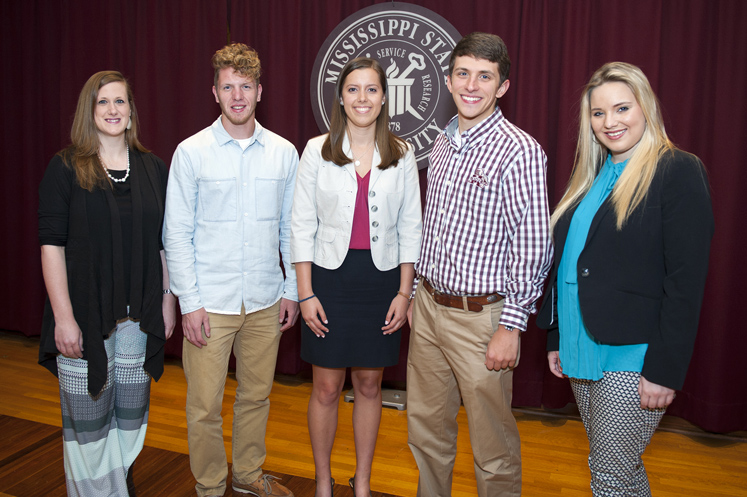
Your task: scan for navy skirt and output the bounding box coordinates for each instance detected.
[301,249,401,368]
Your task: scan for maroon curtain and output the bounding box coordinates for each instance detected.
[2,0,744,432]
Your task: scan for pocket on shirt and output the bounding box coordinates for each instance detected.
[317,164,346,191]
[314,224,337,261]
[255,178,284,221]
[199,177,237,222]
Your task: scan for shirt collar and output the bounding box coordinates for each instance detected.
[443,107,505,151]
[604,154,629,180]
[210,116,266,148]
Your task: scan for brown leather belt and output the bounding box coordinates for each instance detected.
[420,278,503,312]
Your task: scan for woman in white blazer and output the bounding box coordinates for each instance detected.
[291,57,421,497]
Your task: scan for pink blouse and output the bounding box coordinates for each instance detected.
[349,171,371,249]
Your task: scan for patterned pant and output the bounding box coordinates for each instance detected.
[57,319,150,497]
[571,371,666,497]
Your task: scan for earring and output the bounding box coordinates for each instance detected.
[382,98,386,104]
[126,118,132,130]
[339,98,343,105]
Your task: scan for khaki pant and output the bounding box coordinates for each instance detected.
[183,302,281,497]
[407,289,522,497]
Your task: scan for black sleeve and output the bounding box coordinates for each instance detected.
[641,152,715,390]
[155,154,168,251]
[38,155,75,246]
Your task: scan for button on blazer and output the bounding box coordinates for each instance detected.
[291,134,422,271]
[536,150,714,390]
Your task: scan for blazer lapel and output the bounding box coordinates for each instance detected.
[586,197,615,245]
[369,146,382,186]
[342,133,357,179]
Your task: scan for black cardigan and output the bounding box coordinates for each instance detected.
[536,149,714,390]
[38,149,168,395]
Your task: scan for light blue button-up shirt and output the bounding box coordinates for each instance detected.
[164,117,299,315]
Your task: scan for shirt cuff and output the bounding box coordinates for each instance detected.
[177,292,202,315]
[498,302,530,332]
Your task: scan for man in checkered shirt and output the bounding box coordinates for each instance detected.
[406,32,553,497]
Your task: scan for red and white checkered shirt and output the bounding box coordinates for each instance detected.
[416,108,553,331]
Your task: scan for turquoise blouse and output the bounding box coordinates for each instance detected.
[557,156,648,380]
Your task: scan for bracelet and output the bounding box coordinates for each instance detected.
[397,291,413,302]
[163,289,172,295]
[299,294,316,303]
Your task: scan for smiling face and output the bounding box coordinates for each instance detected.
[447,55,509,131]
[340,67,384,132]
[212,67,262,136]
[590,82,646,163]
[94,82,130,139]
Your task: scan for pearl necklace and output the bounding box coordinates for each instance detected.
[99,145,130,183]
[350,141,374,167]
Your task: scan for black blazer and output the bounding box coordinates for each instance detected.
[537,149,714,390]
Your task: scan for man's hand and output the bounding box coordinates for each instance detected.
[639,376,675,409]
[485,324,520,371]
[279,298,300,332]
[183,308,211,348]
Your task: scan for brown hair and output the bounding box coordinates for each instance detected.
[212,43,261,87]
[449,32,511,85]
[59,70,148,191]
[321,57,406,169]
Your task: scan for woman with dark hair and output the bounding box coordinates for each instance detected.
[291,57,422,497]
[537,62,714,496]
[38,70,175,496]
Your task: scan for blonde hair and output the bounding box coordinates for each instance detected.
[551,62,674,230]
[212,43,261,87]
[60,71,148,191]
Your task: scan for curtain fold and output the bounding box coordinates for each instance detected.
[2,0,744,432]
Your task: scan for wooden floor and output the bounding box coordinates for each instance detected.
[1,330,745,497]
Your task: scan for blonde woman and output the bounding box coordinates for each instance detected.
[537,62,714,496]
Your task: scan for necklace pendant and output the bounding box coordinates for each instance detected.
[354,160,361,167]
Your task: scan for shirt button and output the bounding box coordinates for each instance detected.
[243,272,248,276]
[431,263,436,269]
[581,268,590,277]
[216,181,220,185]
[439,208,445,214]
[244,242,249,246]
[369,191,376,197]
[445,181,451,185]
[372,221,379,228]
[371,205,378,212]
[243,182,247,187]
[372,235,379,242]
[244,212,248,217]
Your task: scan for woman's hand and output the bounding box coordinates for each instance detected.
[382,293,409,334]
[639,376,675,409]
[547,351,564,378]
[301,297,329,338]
[55,318,84,359]
[162,293,177,340]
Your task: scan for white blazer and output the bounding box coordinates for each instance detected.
[291,133,422,271]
